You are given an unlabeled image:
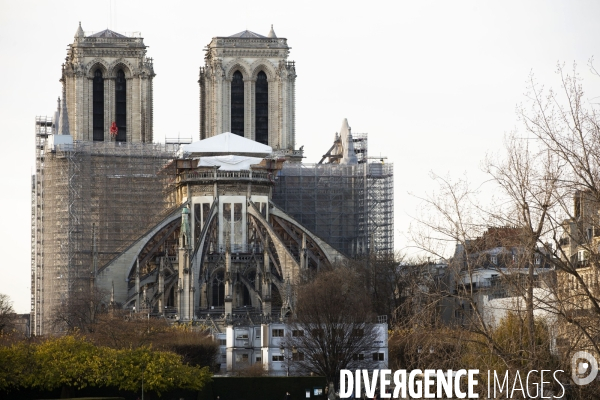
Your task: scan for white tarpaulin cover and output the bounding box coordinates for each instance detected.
[196,155,265,171]
[183,132,272,156]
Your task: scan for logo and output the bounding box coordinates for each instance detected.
[571,351,598,385]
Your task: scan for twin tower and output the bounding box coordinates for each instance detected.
[62,23,297,149]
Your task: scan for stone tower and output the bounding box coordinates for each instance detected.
[62,22,155,143]
[199,26,297,150]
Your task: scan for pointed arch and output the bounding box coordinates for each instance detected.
[108,58,135,77]
[85,59,109,78]
[249,61,276,81]
[210,268,226,307]
[224,60,251,81]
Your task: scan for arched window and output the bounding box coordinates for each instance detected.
[211,271,225,307]
[255,71,268,145]
[92,70,104,141]
[115,69,127,142]
[231,70,244,136]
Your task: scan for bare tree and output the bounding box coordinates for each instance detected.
[349,252,406,320]
[51,285,109,333]
[0,293,16,333]
[287,266,381,385]
[408,175,562,397]
[408,63,600,397]
[89,310,170,348]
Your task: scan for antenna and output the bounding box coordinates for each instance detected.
[107,0,117,30]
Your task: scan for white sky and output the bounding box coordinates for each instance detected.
[1,0,600,313]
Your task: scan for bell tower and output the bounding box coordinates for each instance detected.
[199,26,297,150]
[61,22,155,143]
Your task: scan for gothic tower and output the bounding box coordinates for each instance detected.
[62,22,155,143]
[199,26,297,150]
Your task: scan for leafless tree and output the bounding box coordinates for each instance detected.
[287,266,380,385]
[347,252,406,320]
[0,293,16,334]
[408,63,600,397]
[89,310,170,348]
[51,285,109,333]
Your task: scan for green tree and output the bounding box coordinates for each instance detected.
[31,335,103,397]
[0,340,36,391]
[106,346,212,396]
[0,335,212,397]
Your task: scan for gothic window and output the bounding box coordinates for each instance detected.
[231,70,244,136]
[194,204,202,244]
[211,271,225,307]
[115,69,127,142]
[93,70,104,141]
[255,71,268,145]
[233,203,243,247]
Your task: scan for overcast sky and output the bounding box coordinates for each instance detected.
[2,0,600,313]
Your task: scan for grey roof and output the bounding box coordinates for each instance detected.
[89,29,128,38]
[228,30,266,38]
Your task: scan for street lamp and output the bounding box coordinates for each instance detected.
[280,343,298,376]
[141,363,146,400]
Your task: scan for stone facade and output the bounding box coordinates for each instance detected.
[199,29,296,150]
[62,23,155,143]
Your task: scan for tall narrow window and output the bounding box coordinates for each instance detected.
[231,70,244,136]
[93,70,104,141]
[212,271,225,307]
[115,69,127,142]
[255,71,268,145]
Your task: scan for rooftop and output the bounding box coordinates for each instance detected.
[182,132,272,157]
[88,29,129,38]
[228,30,267,38]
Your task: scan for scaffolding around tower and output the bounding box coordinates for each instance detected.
[272,150,393,257]
[31,119,178,335]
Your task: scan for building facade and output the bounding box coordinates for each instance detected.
[215,322,388,376]
[63,23,155,143]
[199,27,296,151]
[31,25,393,380]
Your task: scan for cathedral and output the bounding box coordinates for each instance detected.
[31,23,392,372]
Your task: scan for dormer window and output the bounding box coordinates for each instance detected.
[491,255,497,265]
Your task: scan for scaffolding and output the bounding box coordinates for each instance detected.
[366,162,394,254]
[31,116,52,335]
[271,161,393,258]
[31,127,178,335]
[352,132,368,163]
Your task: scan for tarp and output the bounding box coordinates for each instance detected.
[196,155,265,171]
[183,132,272,156]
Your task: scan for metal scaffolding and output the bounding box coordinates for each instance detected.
[31,124,178,335]
[271,161,393,258]
[31,116,52,336]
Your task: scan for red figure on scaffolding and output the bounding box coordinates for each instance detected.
[110,121,118,137]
